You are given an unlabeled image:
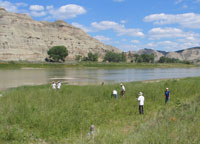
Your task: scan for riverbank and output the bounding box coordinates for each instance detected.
[0,61,198,69]
[0,77,200,143]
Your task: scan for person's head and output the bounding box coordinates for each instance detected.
[166,88,169,91]
[138,92,143,96]
[120,83,123,87]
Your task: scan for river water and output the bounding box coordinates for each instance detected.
[0,67,200,90]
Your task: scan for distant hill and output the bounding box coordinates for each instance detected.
[128,47,200,62]
[0,7,121,62]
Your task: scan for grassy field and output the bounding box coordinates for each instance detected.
[0,77,200,143]
[0,61,198,69]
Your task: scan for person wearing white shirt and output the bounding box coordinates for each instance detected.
[120,83,125,98]
[112,90,118,99]
[52,81,56,89]
[137,92,145,114]
[57,81,61,89]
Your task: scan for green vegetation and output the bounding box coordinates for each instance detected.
[134,54,155,63]
[47,46,68,62]
[159,56,192,64]
[0,77,200,143]
[83,52,98,62]
[103,51,126,62]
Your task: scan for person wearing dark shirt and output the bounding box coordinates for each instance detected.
[165,88,170,104]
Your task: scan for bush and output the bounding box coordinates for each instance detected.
[103,52,126,62]
[47,46,68,62]
[83,52,98,62]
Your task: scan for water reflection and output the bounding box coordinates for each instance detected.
[0,67,200,90]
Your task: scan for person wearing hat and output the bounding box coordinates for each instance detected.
[120,83,125,98]
[137,92,145,114]
[165,88,170,104]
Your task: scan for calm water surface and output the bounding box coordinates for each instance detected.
[0,67,200,90]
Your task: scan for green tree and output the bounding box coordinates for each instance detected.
[104,51,126,62]
[47,46,68,62]
[83,52,98,62]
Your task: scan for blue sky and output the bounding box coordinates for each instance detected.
[1,0,200,52]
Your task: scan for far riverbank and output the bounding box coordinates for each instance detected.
[0,61,198,69]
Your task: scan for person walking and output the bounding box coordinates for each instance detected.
[120,83,125,98]
[137,92,145,114]
[112,90,118,99]
[165,88,170,104]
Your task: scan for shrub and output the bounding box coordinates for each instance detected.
[47,46,68,62]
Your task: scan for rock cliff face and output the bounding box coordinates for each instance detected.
[0,7,121,62]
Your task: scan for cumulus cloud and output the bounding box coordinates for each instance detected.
[94,35,111,42]
[30,11,46,17]
[16,3,27,7]
[0,0,18,12]
[131,40,140,43]
[144,13,200,29]
[71,22,93,33]
[91,21,144,37]
[148,27,199,40]
[48,4,86,19]
[29,5,44,11]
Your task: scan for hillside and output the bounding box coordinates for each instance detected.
[0,7,121,62]
[130,47,200,62]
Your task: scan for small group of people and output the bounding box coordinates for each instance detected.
[112,83,170,115]
[51,81,62,89]
[111,83,126,99]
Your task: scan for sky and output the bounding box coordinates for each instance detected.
[1,0,200,52]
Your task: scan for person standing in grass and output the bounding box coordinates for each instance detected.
[120,83,125,98]
[137,92,145,114]
[112,90,118,99]
[165,88,170,104]
[57,81,61,89]
[52,81,56,89]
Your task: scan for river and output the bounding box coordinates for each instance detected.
[0,67,200,90]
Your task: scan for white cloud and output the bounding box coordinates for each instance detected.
[91,21,144,37]
[71,22,93,33]
[16,3,27,7]
[120,20,127,24]
[148,27,199,40]
[113,0,125,2]
[94,35,111,42]
[144,13,200,29]
[30,11,46,17]
[29,5,44,11]
[175,0,183,4]
[131,40,140,43]
[48,4,86,19]
[46,5,53,10]
[0,0,18,12]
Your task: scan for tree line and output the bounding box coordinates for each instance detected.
[46,46,192,64]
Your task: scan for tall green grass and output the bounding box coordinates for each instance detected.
[0,77,200,143]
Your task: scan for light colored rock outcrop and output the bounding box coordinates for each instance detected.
[0,7,121,62]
